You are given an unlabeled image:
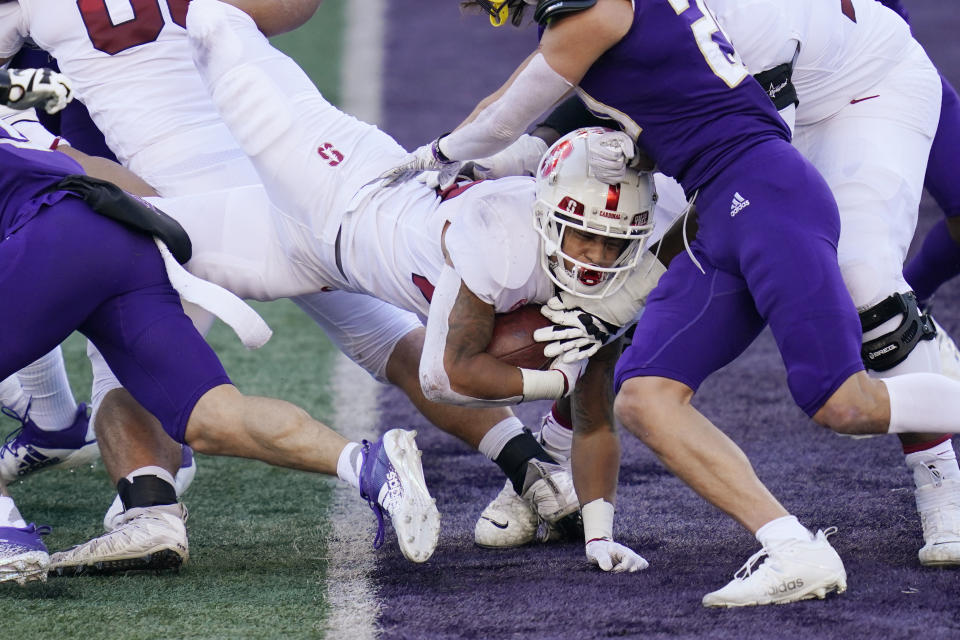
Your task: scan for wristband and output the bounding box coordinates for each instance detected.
[520,368,566,401]
[432,134,454,163]
[582,498,614,543]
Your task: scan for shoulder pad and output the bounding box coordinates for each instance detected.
[534,0,598,25]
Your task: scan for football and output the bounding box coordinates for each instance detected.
[485,304,553,370]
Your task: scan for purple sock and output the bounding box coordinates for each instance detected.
[904,219,960,305]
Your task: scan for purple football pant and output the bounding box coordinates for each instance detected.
[903,74,960,303]
[0,197,230,442]
[925,74,960,217]
[616,140,864,416]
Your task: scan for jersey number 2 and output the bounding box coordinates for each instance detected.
[77,0,189,55]
[666,0,748,88]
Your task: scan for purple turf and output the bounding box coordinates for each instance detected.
[375,2,960,638]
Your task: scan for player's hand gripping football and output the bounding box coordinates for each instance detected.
[0,68,74,114]
[586,538,648,573]
[379,136,462,189]
[534,296,620,363]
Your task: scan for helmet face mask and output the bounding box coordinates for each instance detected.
[533,127,657,299]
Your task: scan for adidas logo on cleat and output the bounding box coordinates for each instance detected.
[17,448,60,476]
[730,192,750,217]
[767,578,804,596]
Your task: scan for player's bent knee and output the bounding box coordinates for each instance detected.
[182,384,243,455]
[614,376,689,440]
[812,374,888,435]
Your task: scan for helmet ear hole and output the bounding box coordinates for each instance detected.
[532,127,656,299]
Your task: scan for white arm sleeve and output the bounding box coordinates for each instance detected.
[438,53,573,162]
[0,3,26,60]
[419,266,523,407]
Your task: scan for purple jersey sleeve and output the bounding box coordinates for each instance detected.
[0,135,84,235]
[576,0,789,193]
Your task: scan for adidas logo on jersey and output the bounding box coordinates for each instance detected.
[730,192,750,217]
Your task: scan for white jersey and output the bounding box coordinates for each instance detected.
[709,0,914,126]
[0,0,255,194]
[341,178,553,321]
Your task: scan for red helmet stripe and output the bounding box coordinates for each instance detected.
[606,184,621,211]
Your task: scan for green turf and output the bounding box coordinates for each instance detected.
[1,303,343,638]
[1,5,351,633]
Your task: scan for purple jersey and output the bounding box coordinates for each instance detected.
[576,0,789,192]
[0,134,82,236]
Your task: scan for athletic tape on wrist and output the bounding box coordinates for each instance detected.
[582,498,614,542]
[521,368,566,401]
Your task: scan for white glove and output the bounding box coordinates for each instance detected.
[548,355,588,397]
[586,538,648,573]
[534,296,620,363]
[379,137,461,189]
[471,134,548,179]
[1,68,73,114]
[587,130,635,184]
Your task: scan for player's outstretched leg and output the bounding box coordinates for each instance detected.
[702,528,847,608]
[49,502,188,577]
[0,403,97,483]
[0,523,50,586]
[359,429,440,563]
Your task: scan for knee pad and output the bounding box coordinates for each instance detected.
[860,291,936,371]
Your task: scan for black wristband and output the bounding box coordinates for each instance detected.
[431,134,454,163]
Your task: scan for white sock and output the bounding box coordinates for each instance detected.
[477,417,526,460]
[336,442,363,490]
[755,515,813,548]
[126,466,176,487]
[535,406,573,462]
[883,374,960,434]
[905,438,960,489]
[0,496,27,528]
[0,375,29,418]
[17,347,79,432]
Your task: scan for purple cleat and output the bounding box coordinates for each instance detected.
[0,403,98,484]
[0,523,51,585]
[359,429,440,563]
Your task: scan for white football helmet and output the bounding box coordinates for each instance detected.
[533,127,656,299]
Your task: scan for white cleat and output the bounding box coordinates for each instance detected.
[521,460,580,524]
[50,504,188,576]
[475,480,539,548]
[0,524,50,586]
[702,529,847,608]
[360,429,440,563]
[916,478,960,566]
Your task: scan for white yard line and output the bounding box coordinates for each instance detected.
[322,353,385,639]
[323,3,385,636]
[342,0,385,126]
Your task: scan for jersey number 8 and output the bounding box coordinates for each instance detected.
[666,0,748,88]
[77,0,189,55]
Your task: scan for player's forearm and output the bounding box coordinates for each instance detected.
[220,0,322,36]
[570,344,621,504]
